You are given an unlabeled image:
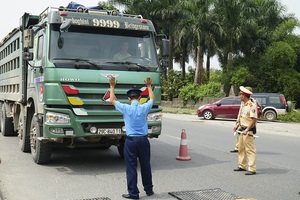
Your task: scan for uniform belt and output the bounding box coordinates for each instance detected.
[126,135,148,139]
[237,131,254,137]
[240,126,256,134]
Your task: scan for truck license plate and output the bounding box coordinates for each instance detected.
[97,128,121,135]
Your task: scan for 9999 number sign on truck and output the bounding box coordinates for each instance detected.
[0,3,168,164]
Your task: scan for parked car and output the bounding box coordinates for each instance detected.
[251,93,291,121]
[197,96,262,120]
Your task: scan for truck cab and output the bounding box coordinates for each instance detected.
[0,6,169,164]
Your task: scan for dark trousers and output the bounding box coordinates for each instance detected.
[124,136,153,196]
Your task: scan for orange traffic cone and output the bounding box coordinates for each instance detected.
[176,129,191,161]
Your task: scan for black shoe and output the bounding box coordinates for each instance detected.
[245,171,256,175]
[122,194,139,199]
[146,191,154,196]
[234,167,246,171]
[230,150,238,153]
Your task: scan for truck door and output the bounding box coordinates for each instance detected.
[28,33,44,88]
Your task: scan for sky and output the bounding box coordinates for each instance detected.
[1,0,299,69]
[0,0,111,40]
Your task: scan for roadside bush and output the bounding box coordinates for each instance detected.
[277,109,300,122]
[161,68,195,101]
[195,82,225,100]
[161,70,182,101]
[178,83,199,104]
[179,82,225,105]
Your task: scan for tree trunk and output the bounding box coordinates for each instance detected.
[194,46,204,84]
[227,51,233,72]
[223,84,231,97]
[206,53,210,82]
[222,51,234,96]
[168,34,173,70]
[181,50,186,78]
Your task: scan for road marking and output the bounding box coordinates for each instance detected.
[164,134,181,140]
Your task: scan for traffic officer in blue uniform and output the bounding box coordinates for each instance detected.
[109,76,154,199]
[233,86,258,175]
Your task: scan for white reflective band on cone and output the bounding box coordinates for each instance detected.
[180,139,188,145]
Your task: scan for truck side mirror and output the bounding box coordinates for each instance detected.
[58,20,73,49]
[60,20,72,32]
[22,52,33,61]
[161,39,169,57]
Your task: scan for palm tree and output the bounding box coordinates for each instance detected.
[177,0,223,84]
[212,0,258,95]
[152,0,182,71]
[202,11,224,82]
[173,34,189,78]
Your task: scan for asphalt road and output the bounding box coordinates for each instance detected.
[164,113,300,137]
[0,113,300,200]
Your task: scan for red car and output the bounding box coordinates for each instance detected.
[197,96,262,120]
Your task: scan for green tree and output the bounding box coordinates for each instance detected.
[161,70,183,101]
[213,0,257,95]
[214,0,257,69]
[178,0,223,84]
[99,1,117,10]
[231,66,255,88]
[107,0,300,107]
[257,19,300,106]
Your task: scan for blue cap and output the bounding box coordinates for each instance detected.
[127,88,142,97]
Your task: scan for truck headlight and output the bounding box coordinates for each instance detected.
[147,112,162,122]
[46,112,70,124]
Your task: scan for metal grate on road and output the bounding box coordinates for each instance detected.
[168,188,238,200]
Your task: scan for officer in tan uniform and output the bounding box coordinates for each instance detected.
[231,87,256,153]
[233,86,258,175]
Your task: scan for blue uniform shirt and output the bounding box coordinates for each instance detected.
[115,99,153,136]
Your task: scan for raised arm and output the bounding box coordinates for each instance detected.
[144,77,154,102]
[109,77,117,106]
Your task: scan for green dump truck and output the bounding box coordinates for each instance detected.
[0,5,168,164]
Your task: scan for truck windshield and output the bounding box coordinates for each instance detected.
[49,25,159,71]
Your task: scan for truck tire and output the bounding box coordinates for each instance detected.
[30,117,52,164]
[264,110,277,121]
[1,104,15,136]
[19,114,31,152]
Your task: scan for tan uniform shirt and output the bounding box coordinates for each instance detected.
[237,98,256,122]
[240,99,258,128]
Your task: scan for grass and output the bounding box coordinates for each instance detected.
[277,109,300,122]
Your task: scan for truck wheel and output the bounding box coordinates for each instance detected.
[117,139,125,159]
[19,113,31,152]
[30,117,52,164]
[1,104,15,136]
[264,110,277,121]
